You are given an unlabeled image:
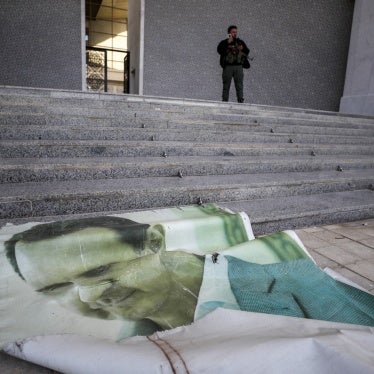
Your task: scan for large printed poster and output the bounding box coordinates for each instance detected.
[1,204,374,373]
[1,204,256,344]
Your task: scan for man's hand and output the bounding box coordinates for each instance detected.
[238,44,243,51]
[228,36,234,43]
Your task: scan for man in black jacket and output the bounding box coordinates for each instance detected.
[217,25,249,103]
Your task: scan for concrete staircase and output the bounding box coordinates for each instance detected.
[0,86,373,235]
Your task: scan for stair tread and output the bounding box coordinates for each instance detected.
[1,87,374,122]
[1,154,373,167]
[1,139,373,149]
[2,124,374,140]
[1,111,373,130]
[1,169,372,199]
[221,189,374,219]
[1,190,373,229]
[3,120,373,131]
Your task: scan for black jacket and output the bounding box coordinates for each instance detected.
[217,37,250,68]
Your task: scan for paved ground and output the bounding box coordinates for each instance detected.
[295,218,374,293]
[1,218,373,373]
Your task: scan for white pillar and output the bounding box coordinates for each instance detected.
[128,0,144,95]
[139,0,144,95]
[81,0,86,91]
[340,0,374,116]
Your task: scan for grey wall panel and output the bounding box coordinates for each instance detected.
[0,0,82,90]
[143,0,354,111]
[340,0,374,116]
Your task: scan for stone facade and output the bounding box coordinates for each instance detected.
[143,0,354,111]
[340,0,374,116]
[0,0,360,112]
[0,0,83,90]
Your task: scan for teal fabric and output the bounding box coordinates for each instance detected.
[226,257,374,326]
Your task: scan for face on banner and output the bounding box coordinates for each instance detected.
[4,214,307,329]
[7,218,189,322]
[3,206,253,336]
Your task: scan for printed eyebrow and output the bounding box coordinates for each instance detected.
[37,281,73,292]
[80,264,112,278]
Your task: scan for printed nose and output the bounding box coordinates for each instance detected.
[78,283,111,302]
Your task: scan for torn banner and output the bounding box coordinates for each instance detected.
[1,204,374,372]
[4,309,374,374]
[0,204,254,344]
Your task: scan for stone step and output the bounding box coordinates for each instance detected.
[1,190,373,236]
[1,88,374,127]
[1,124,372,145]
[1,87,374,125]
[2,102,374,132]
[0,120,374,142]
[0,114,374,139]
[0,169,372,219]
[1,139,373,158]
[1,155,373,183]
[220,189,374,235]
[1,104,374,132]
[0,86,373,232]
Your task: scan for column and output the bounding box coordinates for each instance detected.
[340,0,374,116]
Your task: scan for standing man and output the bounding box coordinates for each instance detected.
[217,25,249,103]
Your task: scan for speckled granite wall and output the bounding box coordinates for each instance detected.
[0,0,82,90]
[143,0,354,111]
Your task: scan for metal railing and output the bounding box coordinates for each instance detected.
[86,47,130,93]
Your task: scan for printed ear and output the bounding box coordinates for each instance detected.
[152,224,165,236]
[146,224,165,253]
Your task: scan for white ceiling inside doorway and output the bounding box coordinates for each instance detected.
[97,0,128,20]
[86,0,128,21]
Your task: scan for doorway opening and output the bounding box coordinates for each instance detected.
[85,0,130,93]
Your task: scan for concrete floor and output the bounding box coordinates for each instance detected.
[1,218,373,373]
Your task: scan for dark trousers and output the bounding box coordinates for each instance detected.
[222,65,244,102]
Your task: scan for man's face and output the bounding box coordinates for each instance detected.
[14,226,170,321]
[230,28,238,38]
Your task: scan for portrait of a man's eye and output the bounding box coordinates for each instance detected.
[37,282,74,293]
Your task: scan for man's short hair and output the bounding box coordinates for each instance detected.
[5,216,150,280]
[227,25,237,33]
